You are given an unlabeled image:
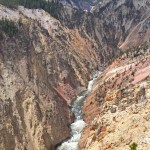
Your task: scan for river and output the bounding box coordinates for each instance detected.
[57,71,101,150]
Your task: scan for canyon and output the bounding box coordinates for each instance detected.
[0,0,150,150]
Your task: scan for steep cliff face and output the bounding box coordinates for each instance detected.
[0,5,101,150]
[2,0,149,64]
[49,0,149,64]
[75,1,150,149]
[79,42,150,150]
[0,0,150,149]
[92,0,150,49]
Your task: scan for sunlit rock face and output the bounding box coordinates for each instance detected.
[79,42,150,150]
[0,0,149,149]
[50,0,149,64]
[0,5,101,150]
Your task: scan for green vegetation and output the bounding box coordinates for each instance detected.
[130,142,138,150]
[118,41,150,61]
[0,18,18,39]
[0,32,3,40]
[0,0,63,39]
[0,0,19,8]
[0,0,62,19]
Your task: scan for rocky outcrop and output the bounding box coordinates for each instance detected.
[0,0,150,149]
[0,5,101,150]
[2,0,149,64]
[42,0,149,67]
[79,42,150,150]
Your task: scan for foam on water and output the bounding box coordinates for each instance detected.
[71,120,86,134]
[57,71,101,150]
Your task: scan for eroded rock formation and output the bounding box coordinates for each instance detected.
[0,0,150,149]
[0,5,101,150]
[79,42,150,150]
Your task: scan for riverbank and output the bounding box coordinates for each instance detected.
[57,71,101,150]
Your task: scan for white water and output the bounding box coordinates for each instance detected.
[57,71,101,150]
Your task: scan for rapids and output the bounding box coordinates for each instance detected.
[57,71,101,150]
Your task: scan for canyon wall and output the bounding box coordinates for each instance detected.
[46,0,150,65]
[0,5,101,150]
[79,42,150,150]
[0,0,149,149]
